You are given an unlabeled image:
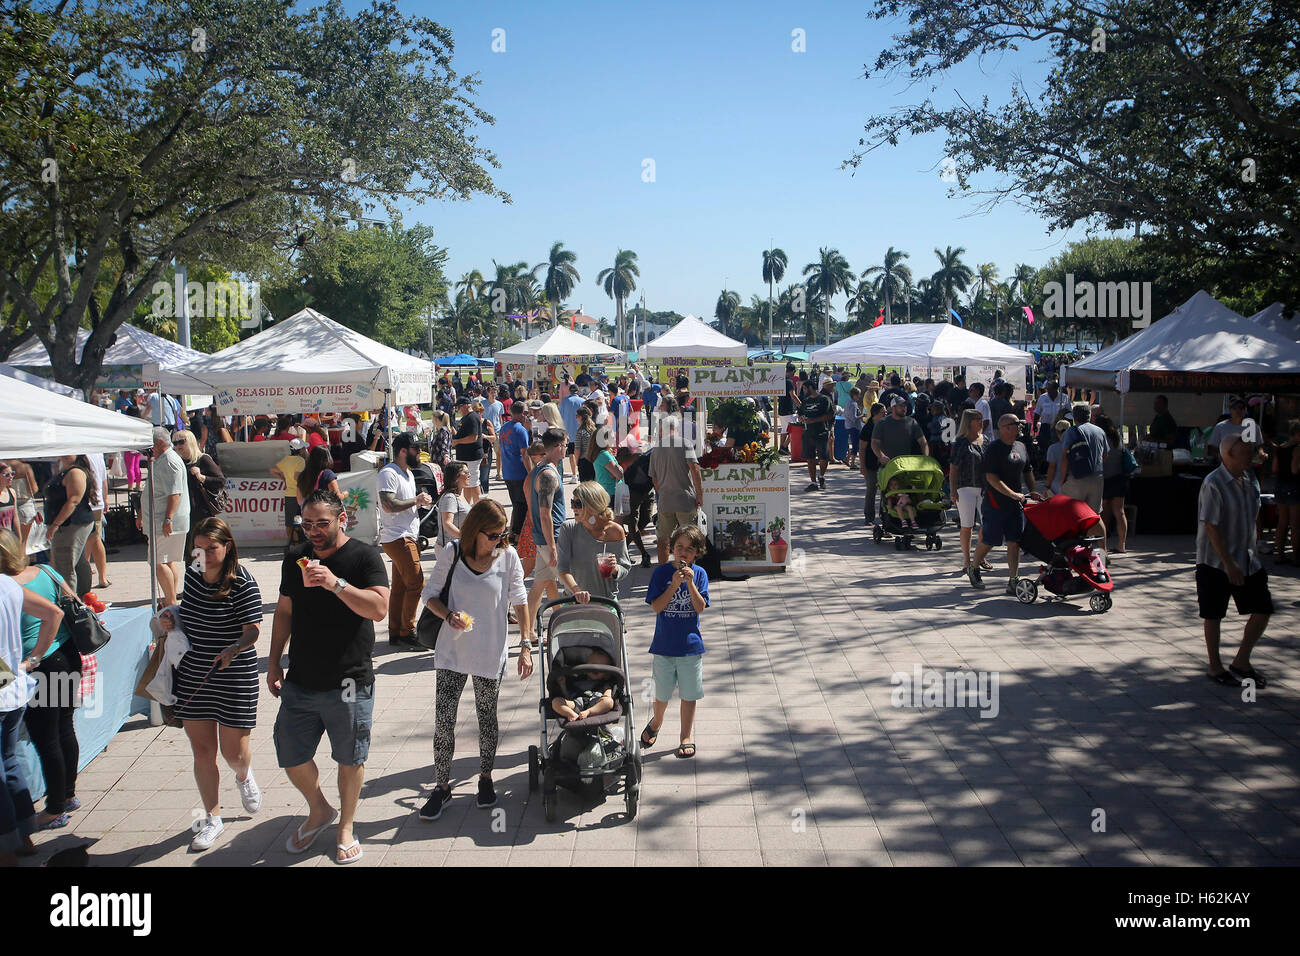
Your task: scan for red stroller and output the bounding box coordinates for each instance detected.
[1014,495,1114,612]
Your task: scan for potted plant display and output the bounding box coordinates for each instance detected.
[767,515,788,564]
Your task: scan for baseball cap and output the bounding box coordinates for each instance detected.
[1229,396,1247,409]
[288,438,306,450]
[889,395,907,407]
[455,396,471,407]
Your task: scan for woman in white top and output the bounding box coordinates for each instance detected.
[417,500,533,820]
[436,462,473,548]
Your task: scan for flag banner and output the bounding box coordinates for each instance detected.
[949,309,964,327]
[1023,306,1036,325]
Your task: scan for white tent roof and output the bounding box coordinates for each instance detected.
[156,308,433,413]
[811,322,1034,367]
[0,363,82,400]
[493,325,625,362]
[1062,291,1300,390]
[641,315,748,360]
[6,323,208,383]
[0,376,153,457]
[1247,302,1300,341]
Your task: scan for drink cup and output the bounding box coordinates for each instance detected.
[597,553,617,579]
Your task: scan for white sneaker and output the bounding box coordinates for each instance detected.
[236,771,262,814]
[190,815,224,851]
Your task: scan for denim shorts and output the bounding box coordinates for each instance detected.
[652,654,704,702]
[979,500,1025,547]
[273,679,374,768]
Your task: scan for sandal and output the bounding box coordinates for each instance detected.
[674,742,696,759]
[38,812,70,831]
[1207,670,1240,687]
[336,839,363,865]
[285,808,339,853]
[1228,664,1267,689]
[639,720,660,749]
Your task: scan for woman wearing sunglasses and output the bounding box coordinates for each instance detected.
[557,481,631,604]
[417,500,534,821]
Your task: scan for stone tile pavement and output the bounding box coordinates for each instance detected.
[20,467,1300,866]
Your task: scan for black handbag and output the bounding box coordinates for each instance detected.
[37,566,112,654]
[415,542,459,650]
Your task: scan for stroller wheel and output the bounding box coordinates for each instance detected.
[933,535,942,551]
[925,539,933,551]
[1089,593,1113,613]
[542,767,558,823]
[417,536,429,553]
[1015,578,1038,604]
[528,745,540,792]
[623,769,639,820]
[873,524,883,544]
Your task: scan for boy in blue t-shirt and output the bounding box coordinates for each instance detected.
[641,525,709,759]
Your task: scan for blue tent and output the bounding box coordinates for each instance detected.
[434,353,480,366]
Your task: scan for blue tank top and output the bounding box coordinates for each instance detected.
[528,461,566,543]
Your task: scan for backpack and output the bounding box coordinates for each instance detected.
[1064,426,1096,479]
[624,451,653,492]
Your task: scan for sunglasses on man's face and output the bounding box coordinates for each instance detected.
[301,519,337,531]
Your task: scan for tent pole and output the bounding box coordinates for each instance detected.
[145,446,162,725]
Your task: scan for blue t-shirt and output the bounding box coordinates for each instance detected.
[645,562,709,657]
[610,394,630,425]
[499,420,531,482]
[560,394,584,440]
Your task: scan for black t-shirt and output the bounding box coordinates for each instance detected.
[454,411,483,461]
[982,439,1032,510]
[779,377,797,416]
[989,396,1013,427]
[859,418,882,470]
[799,394,834,438]
[279,538,389,690]
[951,386,970,408]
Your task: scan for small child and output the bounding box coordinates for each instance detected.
[551,648,617,723]
[843,387,862,468]
[888,476,919,529]
[641,525,709,759]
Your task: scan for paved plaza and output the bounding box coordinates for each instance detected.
[20,474,1300,867]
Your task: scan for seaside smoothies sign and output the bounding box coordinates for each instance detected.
[701,462,791,573]
[221,471,379,546]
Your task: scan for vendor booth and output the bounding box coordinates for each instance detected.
[0,376,155,799]
[492,325,624,386]
[641,314,749,385]
[155,308,425,544]
[0,362,83,399]
[1062,291,1300,533]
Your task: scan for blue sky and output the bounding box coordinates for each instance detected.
[384,0,1087,323]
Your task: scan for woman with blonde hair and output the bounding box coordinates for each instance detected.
[428,410,453,469]
[174,429,226,562]
[948,408,991,574]
[155,516,263,851]
[557,481,631,603]
[418,499,534,819]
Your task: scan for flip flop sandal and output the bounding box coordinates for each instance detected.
[336,839,363,865]
[674,743,696,759]
[286,808,339,853]
[1228,665,1267,689]
[639,720,660,749]
[1207,670,1240,687]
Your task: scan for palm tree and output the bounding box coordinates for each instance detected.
[931,246,974,324]
[485,260,533,345]
[455,269,485,305]
[801,283,826,348]
[845,279,879,334]
[534,241,580,331]
[761,248,787,348]
[597,249,640,351]
[861,247,912,325]
[713,289,741,339]
[802,247,853,346]
[444,290,485,352]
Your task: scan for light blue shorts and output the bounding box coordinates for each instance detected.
[652,654,704,702]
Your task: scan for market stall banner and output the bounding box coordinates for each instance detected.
[214,381,378,416]
[393,368,435,406]
[220,470,379,546]
[654,356,735,385]
[688,365,784,398]
[966,364,1027,400]
[700,462,791,572]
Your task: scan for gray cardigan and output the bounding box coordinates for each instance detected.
[556,518,631,601]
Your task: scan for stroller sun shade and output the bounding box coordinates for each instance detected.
[548,606,623,665]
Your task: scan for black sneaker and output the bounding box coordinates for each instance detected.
[419,787,450,821]
[805,482,819,492]
[476,777,497,809]
[967,564,986,589]
[640,553,652,568]
[389,634,422,652]
[818,475,826,490]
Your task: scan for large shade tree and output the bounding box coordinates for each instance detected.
[0,0,504,390]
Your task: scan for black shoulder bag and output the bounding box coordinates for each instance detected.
[415,542,459,650]
[37,565,111,654]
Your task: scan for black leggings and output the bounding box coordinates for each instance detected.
[433,668,501,788]
[505,479,528,539]
[23,643,80,814]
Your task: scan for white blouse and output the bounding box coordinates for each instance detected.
[421,542,527,680]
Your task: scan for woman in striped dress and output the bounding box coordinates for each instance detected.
[156,516,263,852]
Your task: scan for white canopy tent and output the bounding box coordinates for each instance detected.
[6,322,211,397]
[1062,291,1300,393]
[641,315,748,361]
[0,375,153,458]
[493,325,625,363]
[811,322,1035,369]
[0,363,83,400]
[1247,302,1300,342]
[156,308,434,415]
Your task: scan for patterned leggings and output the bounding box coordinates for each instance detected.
[433,668,501,787]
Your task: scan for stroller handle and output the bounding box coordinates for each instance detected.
[538,595,624,619]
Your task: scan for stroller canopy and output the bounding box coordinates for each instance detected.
[548,605,623,665]
[1025,495,1102,540]
[878,455,945,495]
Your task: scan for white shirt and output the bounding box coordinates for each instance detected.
[1034,392,1070,427]
[86,453,107,514]
[976,397,993,437]
[143,447,191,534]
[1209,417,1255,455]
[376,462,419,543]
[422,543,527,679]
[0,575,36,712]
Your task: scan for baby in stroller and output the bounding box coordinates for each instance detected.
[550,648,617,723]
[886,476,920,529]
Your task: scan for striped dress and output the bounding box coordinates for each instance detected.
[174,564,263,728]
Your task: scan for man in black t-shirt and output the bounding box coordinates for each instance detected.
[798,379,835,491]
[968,414,1042,594]
[452,396,484,504]
[269,489,390,864]
[778,363,798,455]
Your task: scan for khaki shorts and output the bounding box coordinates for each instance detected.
[533,543,560,583]
[1061,474,1103,513]
[656,509,699,541]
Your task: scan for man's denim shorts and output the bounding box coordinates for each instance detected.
[273,679,374,768]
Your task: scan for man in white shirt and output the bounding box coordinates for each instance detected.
[971,382,993,438]
[136,427,190,608]
[377,433,432,650]
[1208,398,1258,462]
[1033,379,1071,462]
